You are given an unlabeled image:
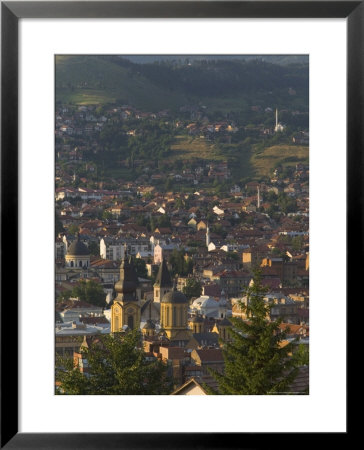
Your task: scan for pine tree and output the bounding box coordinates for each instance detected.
[207,271,299,394]
[56,329,173,395]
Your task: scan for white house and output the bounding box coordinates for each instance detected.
[213,205,224,216]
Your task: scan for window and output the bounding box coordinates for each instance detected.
[128,315,134,330]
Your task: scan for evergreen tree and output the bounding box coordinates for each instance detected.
[292,343,309,367]
[56,330,173,395]
[207,271,298,394]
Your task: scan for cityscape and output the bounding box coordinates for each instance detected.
[55,55,309,395]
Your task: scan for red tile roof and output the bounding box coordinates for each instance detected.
[194,348,223,363]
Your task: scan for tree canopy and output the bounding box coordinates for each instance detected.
[182,278,202,300]
[169,249,193,277]
[71,280,106,307]
[132,257,148,279]
[56,330,173,395]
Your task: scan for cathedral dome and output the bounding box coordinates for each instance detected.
[115,279,137,294]
[161,289,188,304]
[67,235,90,256]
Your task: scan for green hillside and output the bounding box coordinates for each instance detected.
[55,55,309,112]
[251,145,309,178]
[56,56,309,183]
[56,55,189,109]
[169,136,222,161]
[165,137,308,181]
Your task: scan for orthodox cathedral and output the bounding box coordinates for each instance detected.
[61,234,232,350]
[110,250,231,348]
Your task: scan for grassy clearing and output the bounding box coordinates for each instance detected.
[56,89,116,105]
[251,145,309,177]
[168,136,254,180]
[168,136,224,161]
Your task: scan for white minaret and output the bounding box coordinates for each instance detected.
[275,109,284,132]
[206,223,211,247]
[257,186,261,209]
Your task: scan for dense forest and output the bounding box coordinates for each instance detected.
[56,55,309,112]
[106,55,308,101]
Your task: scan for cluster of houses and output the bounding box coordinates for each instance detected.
[55,177,309,393]
[56,242,309,393]
[55,102,308,168]
[55,101,309,394]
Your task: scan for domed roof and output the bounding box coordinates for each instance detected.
[115,279,137,294]
[192,295,217,309]
[161,289,188,304]
[67,235,90,256]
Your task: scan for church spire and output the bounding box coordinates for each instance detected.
[153,259,173,303]
[154,259,172,288]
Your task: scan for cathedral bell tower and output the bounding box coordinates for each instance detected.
[111,248,140,332]
[153,259,173,303]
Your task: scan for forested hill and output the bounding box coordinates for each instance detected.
[56,55,308,111]
[122,55,308,66]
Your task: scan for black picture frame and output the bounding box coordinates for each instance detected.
[1,1,356,448]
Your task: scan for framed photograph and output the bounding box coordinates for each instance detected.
[1,1,356,447]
